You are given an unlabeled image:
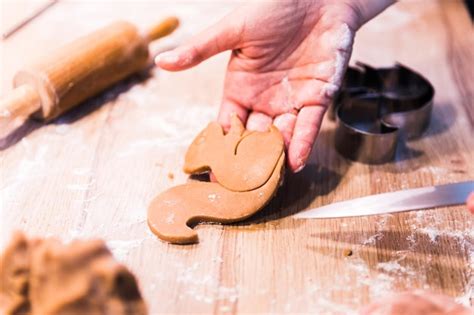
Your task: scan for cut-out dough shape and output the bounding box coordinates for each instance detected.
[184,115,284,192]
[148,117,285,244]
[148,154,284,244]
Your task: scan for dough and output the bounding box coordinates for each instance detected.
[148,154,284,244]
[0,233,34,314]
[0,232,147,315]
[148,116,285,244]
[184,115,284,192]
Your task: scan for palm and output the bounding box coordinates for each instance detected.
[223,1,353,119]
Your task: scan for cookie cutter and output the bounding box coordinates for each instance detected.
[330,62,434,164]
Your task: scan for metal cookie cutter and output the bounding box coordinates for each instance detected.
[331,62,435,164]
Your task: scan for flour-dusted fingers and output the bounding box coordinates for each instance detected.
[467,192,474,215]
[217,100,248,132]
[273,112,297,149]
[154,11,242,71]
[288,105,326,172]
[246,112,272,132]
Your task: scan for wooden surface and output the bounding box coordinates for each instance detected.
[1,0,473,314]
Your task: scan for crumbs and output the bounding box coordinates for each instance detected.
[343,249,353,257]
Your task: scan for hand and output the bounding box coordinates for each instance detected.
[155,0,394,172]
[359,291,473,315]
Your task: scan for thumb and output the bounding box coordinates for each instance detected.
[155,16,242,71]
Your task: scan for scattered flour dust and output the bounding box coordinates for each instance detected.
[0,140,51,236]
[321,23,354,100]
[330,23,353,86]
[208,193,219,202]
[147,259,239,309]
[403,211,473,307]
[300,211,474,313]
[115,96,215,158]
[166,212,175,224]
[280,76,294,111]
[107,239,145,262]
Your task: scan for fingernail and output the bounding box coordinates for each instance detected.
[294,162,305,173]
[155,51,179,65]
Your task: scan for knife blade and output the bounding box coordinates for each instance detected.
[293,181,474,219]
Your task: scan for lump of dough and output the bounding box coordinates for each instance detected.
[0,232,147,315]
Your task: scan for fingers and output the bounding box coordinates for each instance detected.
[287,106,326,173]
[155,14,242,71]
[217,100,248,132]
[246,112,272,132]
[468,192,474,215]
[273,113,297,148]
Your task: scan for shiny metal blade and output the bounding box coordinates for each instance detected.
[293,181,474,219]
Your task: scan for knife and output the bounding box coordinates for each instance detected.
[293,181,474,219]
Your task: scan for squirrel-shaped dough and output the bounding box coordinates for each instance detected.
[148,116,285,244]
[184,115,284,191]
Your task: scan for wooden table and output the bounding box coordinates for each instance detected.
[1,0,473,313]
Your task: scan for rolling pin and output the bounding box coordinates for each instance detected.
[0,17,179,132]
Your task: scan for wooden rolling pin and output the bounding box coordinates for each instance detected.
[0,17,179,131]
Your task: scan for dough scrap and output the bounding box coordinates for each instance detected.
[184,115,284,192]
[148,117,285,244]
[0,232,147,315]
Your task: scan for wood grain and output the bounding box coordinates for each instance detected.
[0,0,472,314]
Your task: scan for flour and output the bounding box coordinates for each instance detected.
[331,24,353,85]
[363,214,390,245]
[54,124,70,135]
[66,179,96,191]
[281,76,294,110]
[418,226,439,243]
[418,166,457,183]
[377,260,416,277]
[0,141,50,218]
[107,239,144,262]
[72,167,92,176]
[320,23,354,100]
[114,97,215,158]
[166,212,175,224]
[212,256,224,264]
[208,193,219,202]
[404,210,474,307]
[300,209,474,312]
[158,259,241,308]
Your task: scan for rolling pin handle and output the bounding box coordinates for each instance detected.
[144,16,180,43]
[0,85,40,135]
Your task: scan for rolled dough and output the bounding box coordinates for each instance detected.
[184,115,284,192]
[148,116,285,244]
